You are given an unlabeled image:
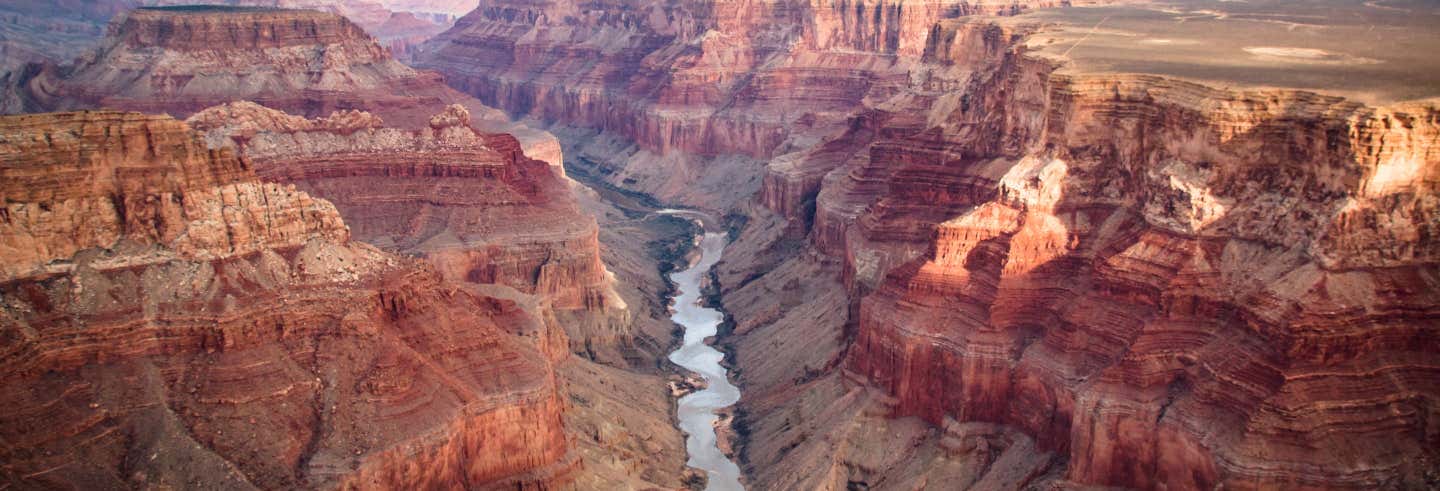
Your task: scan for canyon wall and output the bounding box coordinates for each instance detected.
[138,0,453,56]
[777,19,1440,491]
[1,6,691,489]
[0,111,575,489]
[845,62,1440,490]
[420,1,1440,488]
[415,0,1078,208]
[186,101,648,365]
[1,5,559,165]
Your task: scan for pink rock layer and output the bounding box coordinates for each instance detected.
[0,111,575,489]
[421,1,1440,487]
[3,6,524,137]
[187,101,631,362]
[417,0,1075,160]
[820,23,1440,490]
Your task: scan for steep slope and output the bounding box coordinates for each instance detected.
[185,101,654,366]
[419,0,1440,488]
[414,0,1095,208]
[0,5,693,489]
[2,5,557,164]
[843,55,1440,491]
[0,111,575,489]
[139,0,453,56]
[735,17,1440,491]
[182,101,690,488]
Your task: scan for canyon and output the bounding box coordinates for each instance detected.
[417,0,1440,489]
[0,111,575,489]
[1,5,690,489]
[1,0,1438,490]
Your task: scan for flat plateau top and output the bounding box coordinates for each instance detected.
[1003,0,1440,105]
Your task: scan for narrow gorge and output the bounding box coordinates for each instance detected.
[662,212,744,491]
[2,0,1438,490]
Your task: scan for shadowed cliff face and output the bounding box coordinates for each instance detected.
[413,0,1089,209]
[0,1,137,75]
[418,0,1440,489]
[0,111,576,489]
[137,0,456,56]
[0,5,549,154]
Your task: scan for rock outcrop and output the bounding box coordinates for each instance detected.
[2,6,551,155]
[0,111,575,489]
[185,101,644,364]
[415,0,1086,208]
[745,18,1440,491]
[4,4,561,166]
[839,63,1440,488]
[1,5,692,488]
[139,0,453,57]
[419,0,1440,488]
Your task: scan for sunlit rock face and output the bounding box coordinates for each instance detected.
[822,24,1440,491]
[0,111,576,489]
[420,0,1439,488]
[187,101,639,365]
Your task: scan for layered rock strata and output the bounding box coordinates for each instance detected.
[416,0,1090,207]
[739,18,1440,491]
[139,0,453,56]
[0,111,575,489]
[186,101,645,367]
[419,0,1440,488]
[2,5,558,165]
[841,67,1440,488]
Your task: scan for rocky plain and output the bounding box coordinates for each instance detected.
[2,0,1438,490]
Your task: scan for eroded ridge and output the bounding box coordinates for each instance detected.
[0,111,576,489]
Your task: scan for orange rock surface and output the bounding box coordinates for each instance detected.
[187,101,638,362]
[0,111,575,489]
[419,1,1440,488]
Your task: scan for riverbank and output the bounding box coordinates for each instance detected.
[666,229,745,490]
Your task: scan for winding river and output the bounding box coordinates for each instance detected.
[661,209,744,491]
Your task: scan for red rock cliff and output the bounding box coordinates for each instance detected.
[138,0,453,57]
[3,5,547,152]
[0,111,576,489]
[414,0,1085,207]
[187,101,636,364]
[812,22,1440,490]
[421,0,1440,487]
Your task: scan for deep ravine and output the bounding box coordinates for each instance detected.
[662,209,744,491]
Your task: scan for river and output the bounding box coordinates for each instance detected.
[661,209,744,491]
